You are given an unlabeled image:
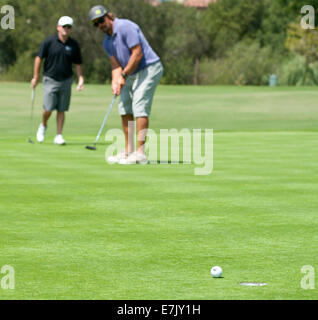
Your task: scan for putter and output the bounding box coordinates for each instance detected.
[27,88,36,144]
[86,94,117,150]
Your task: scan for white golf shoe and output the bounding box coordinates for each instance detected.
[36,123,47,143]
[119,151,148,165]
[54,134,66,145]
[107,151,129,164]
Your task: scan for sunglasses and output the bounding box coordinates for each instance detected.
[93,17,105,27]
[63,25,72,29]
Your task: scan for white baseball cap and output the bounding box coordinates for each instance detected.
[58,16,74,27]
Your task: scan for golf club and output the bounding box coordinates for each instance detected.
[86,94,117,150]
[27,88,36,144]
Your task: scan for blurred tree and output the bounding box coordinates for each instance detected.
[1,0,315,85]
[257,0,290,53]
[285,22,318,84]
[277,0,318,17]
[160,3,210,84]
[199,39,280,85]
[202,0,266,58]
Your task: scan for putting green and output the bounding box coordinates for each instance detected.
[0,82,317,299]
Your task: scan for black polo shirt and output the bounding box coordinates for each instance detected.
[37,34,82,81]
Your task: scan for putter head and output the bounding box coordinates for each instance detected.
[28,138,35,144]
[86,145,96,151]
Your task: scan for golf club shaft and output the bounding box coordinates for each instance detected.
[29,88,35,139]
[93,94,117,145]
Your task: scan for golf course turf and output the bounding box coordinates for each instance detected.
[0,82,317,299]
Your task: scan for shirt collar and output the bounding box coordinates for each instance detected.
[106,18,118,41]
[55,33,71,44]
[105,18,118,40]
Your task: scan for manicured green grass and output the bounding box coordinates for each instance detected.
[0,82,318,299]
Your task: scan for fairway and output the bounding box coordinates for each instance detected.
[0,82,318,299]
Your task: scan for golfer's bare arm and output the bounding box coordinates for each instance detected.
[75,64,83,77]
[110,56,123,81]
[31,56,42,88]
[75,64,84,91]
[110,56,123,95]
[110,45,143,78]
[110,45,143,95]
[123,44,143,76]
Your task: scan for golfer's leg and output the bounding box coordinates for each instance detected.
[56,76,72,135]
[42,76,59,127]
[42,110,52,127]
[56,112,65,135]
[132,61,163,154]
[121,114,134,153]
[119,78,134,153]
[136,117,149,154]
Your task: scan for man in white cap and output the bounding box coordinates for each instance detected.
[31,16,84,145]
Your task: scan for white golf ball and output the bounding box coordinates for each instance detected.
[210,266,223,278]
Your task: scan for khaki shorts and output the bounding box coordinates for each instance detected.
[118,61,163,118]
[43,76,73,112]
